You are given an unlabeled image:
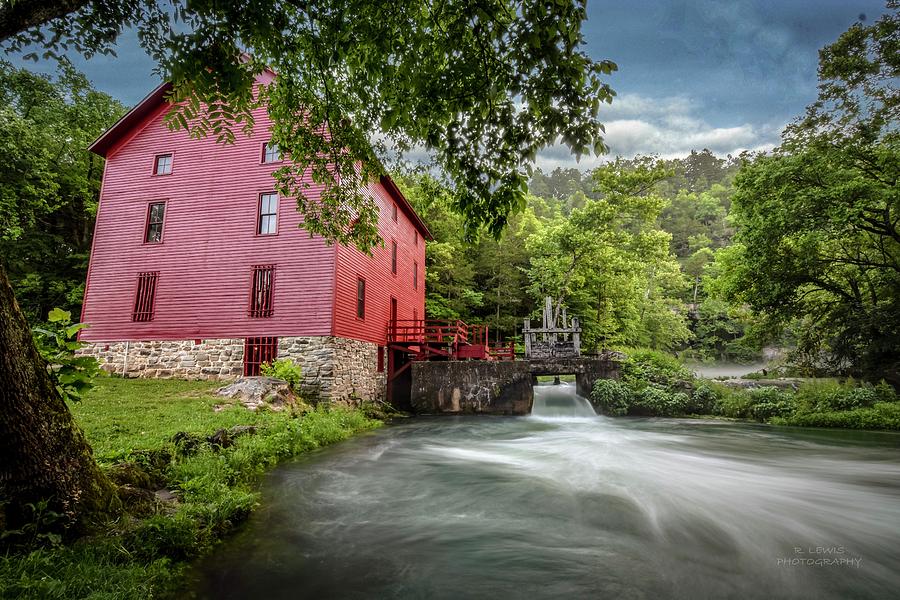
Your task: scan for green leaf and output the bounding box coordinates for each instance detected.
[47,308,71,323]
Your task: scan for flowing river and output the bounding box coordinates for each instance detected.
[193,383,900,599]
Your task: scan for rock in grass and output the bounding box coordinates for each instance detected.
[117,485,157,517]
[105,462,153,489]
[154,488,177,503]
[215,377,297,411]
[206,428,231,448]
[170,431,204,454]
[229,425,258,438]
[205,425,259,449]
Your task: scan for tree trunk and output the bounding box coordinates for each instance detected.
[0,263,118,535]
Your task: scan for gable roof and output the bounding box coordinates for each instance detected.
[87,81,433,241]
[88,82,172,158]
[380,175,433,241]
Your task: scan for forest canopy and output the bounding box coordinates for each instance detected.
[2,0,617,250]
[399,150,746,359]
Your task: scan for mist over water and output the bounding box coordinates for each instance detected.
[194,383,900,599]
[689,362,767,379]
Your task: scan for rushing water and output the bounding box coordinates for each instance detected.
[193,383,900,599]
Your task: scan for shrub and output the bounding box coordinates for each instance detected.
[687,384,719,414]
[747,387,783,404]
[771,402,900,431]
[126,514,201,561]
[714,388,755,419]
[670,392,690,415]
[747,388,796,421]
[260,358,303,393]
[794,380,881,413]
[631,387,684,417]
[591,379,631,416]
[621,348,694,390]
[836,386,879,410]
[874,381,898,404]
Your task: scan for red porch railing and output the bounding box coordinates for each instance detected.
[389,319,468,346]
[488,340,516,361]
[387,319,514,361]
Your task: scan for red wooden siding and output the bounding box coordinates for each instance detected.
[81,71,428,344]
[81,92,336,341]
[334,180,426,346]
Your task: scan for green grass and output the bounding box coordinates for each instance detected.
[71,378,288,461]
[771,402,900,430]
[2,377,381,599]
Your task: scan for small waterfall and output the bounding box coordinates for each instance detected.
[530,381,596,418]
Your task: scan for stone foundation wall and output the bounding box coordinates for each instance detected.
[77,336,384,403]
[278,336,384,403]
[77,339,245,380]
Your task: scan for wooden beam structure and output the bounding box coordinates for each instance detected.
[523,297,581,359]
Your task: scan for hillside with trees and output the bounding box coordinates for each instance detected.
[400,149,755,363]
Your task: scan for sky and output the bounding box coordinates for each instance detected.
[6,0,889,171]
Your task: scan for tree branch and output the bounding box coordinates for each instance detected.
[0,0,89,41]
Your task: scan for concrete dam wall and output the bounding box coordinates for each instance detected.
[408,355,621,415]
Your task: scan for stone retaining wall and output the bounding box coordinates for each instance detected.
[406,355,622,416]
[409,361,534,415]
[77,336,383,403]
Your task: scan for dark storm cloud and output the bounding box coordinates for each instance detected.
[583,0,886,126]
[531,0,888,167]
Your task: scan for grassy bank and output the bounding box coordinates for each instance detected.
[592,349,900,431]
[1,378,381,599]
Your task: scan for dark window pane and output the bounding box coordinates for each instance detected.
[132,272,159,321]
[263,143,280,163]
[243,337,278,376]
[357,279,365,319]
[146,202,165,243]
[155,154,172,175]
[249,266,275,317]
[258,194,278,234]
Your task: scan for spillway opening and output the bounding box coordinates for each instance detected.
[530,381,596,418]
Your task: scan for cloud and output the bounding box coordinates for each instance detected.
[534,93,782,171]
